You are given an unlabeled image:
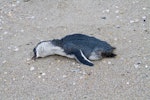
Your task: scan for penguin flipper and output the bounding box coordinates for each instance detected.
[63,43,94,66]
[72,49,94,66]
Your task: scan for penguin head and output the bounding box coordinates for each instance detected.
[32,41,59,60]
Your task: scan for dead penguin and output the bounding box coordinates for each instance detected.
[32,34,116,66]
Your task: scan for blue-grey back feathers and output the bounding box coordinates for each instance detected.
[61,34,116,58]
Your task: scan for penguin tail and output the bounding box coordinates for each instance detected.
[101,52,117,58]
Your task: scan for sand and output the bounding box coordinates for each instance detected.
[0,0,150,99]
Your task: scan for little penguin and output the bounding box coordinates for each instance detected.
[32,33,116,66]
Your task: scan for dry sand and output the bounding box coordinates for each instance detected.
[0,0,150,100]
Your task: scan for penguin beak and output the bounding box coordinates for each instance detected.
[32,47,37,60]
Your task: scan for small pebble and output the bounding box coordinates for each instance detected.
[63,75,67,78]
[71,69,80,73]
[56,60,60,63]
[56,68,60,70]
[73,82,76,85]
[126,82,129,85]
[0,16,3,18]
[80,76,84,79]
[38,76,41,78]
[13,78,15,81]
[30,66,35,71]
[143,57,147,60]
[136,62,141,65]
[26,58,30,61]
[22,76,25,79]
[116,16,120,18]
[7,12,12,17]
[4,31,8,35]
[8,46,11,50]
[115,6,119,8]
[0,27,2,30]
[2,60,7,64]
[101,17,106,19]
[123,37,126,39]
[14,47,19,52]
[142,7,146,10]
[120,57,125,60]
[129,19,139,23]
[41,73,46,76]
[134,64,139,68]
[82,71,86,75]
[108,61,111,65]
[133,1,139,4]
[115,10,119,13]
[145,65,148,68]
[142,16,146,19]
[61,89,65,92]
[12,4,16,7]
[20,29,24,32]
[130,20,135,23]
[132,1,136,4]
[24,0,30,2]
[64,28,67,31]
[103,9,110,13]
[27,16,35,19]
[128,40,132,43]
[114,38,118,41]
[115,25,120,28]
[77,66,81,68]
[31,16,35,19]
[106,9,110,13]
[4,72,7,74]
[16,1,20,4]
[0,37,2,40]
[134,19,139,22]
[72,62,75,65]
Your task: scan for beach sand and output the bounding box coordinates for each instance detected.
[0,0,150,99]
